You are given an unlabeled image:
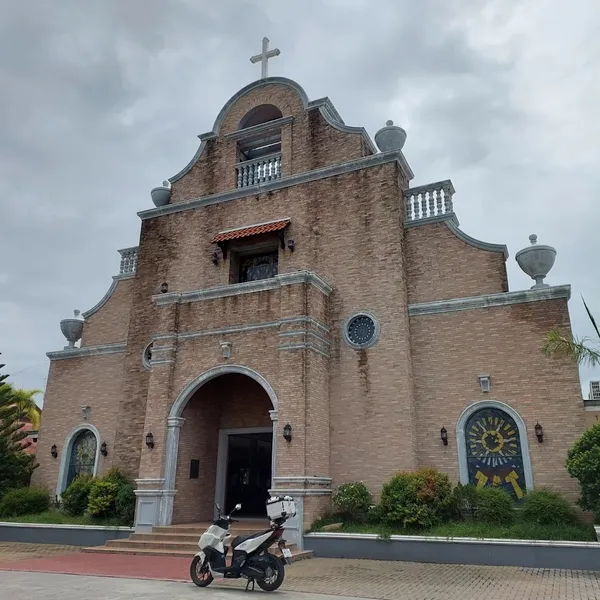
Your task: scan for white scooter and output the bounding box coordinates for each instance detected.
[190,496,296,592]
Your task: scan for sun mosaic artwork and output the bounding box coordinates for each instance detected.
[465,407,526,500]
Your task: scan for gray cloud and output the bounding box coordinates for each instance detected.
[1,0,598,402]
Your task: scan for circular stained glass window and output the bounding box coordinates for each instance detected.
[344,313,379,349]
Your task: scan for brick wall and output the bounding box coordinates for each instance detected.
[32,353,123,493]
[405,221,508,304]
[410,297,586,503]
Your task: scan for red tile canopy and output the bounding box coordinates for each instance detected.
[212,218,290,243]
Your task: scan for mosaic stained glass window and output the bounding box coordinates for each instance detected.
[465,407,526,501]
[66,429,97,489]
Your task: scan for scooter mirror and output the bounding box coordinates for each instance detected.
[235,503,242,511]
[215,502,221,513]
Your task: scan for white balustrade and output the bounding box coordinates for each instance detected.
[404,180,455,222]
[118,247,139,275]
[236,153,282,188]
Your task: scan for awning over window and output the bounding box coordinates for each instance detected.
[212,218,290,243]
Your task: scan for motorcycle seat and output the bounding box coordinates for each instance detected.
[231,529,272,548]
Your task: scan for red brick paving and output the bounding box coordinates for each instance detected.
[0,552,191,582]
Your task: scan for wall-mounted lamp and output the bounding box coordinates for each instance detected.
[287,239,295,252]
[440,427,448,446]
[145,432,155,449]
[160,282,169,294]
[212,249,220,265]
[478,374,491,393]
[534,422,544,443]
[50,444,58,458]
[283,423,292,443]
[100,441,108,457]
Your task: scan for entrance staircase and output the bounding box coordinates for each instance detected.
[82,521,312,561]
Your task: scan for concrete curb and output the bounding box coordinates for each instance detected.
[0,522,133,546]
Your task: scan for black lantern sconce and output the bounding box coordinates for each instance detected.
[283,423,292,443]
[50,444,58,458]
[287,239,295,252]
[160,282,169,294]
[145,432,155,449]
[440,427,448,446]
[534,422,544,443]
[100,441,108,457]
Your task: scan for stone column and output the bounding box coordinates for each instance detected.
[269,409,278,481]
[158,416,185,526]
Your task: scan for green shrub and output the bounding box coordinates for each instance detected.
[566,423,600,516]
[61,475,94,516]
[476,487,514,524]
[379,468,453,528]
[87,480,119,518]
[332,482,372,521]
[103,467,129,486]
[451,483,479,519]
[521,489,577,526]
[114,482,136,525]
[0,487,50,518]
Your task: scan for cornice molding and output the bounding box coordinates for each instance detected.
[47,342,126,361]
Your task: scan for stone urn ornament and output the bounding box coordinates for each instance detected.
[60,309,84,349]
[515,234,557,289]
[151,180,172,208]
[374,120,407,153]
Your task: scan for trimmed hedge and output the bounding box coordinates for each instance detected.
[0,487,50,518]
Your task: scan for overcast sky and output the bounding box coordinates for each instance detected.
[1,0,598,406]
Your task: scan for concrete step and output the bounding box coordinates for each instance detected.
[152,525,268,535]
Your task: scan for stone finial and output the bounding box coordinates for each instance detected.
[60,309,84,349]
[151,180,172,208]
[515,234,557,289]
[374,120,407,153]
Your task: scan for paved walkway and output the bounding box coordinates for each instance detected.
[1,542,600,598]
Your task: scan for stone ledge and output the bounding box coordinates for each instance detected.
[408,285,571,317]
[139,151,410,220]
[152,271,333,306]
[47,342,127,361]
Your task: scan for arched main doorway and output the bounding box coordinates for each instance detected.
[168,367,278,524]
[457,401,533,501]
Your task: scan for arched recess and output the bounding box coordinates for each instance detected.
[456,400,533,500]
[162,365,280,524]
[169,364,278,419]
[239,104,283,129]
[56,423,101,496]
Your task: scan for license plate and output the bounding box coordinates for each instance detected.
[281,548,292,559]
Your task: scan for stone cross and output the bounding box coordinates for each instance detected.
[250,37,280,79]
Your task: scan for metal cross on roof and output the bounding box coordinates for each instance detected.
[250,37,280,80]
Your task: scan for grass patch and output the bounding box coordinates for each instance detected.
[0,509,125,527]
[310,519,596,542]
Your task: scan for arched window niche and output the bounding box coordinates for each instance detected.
[57,424,101,496]
[235,104,284,188]
[456,400,534,501]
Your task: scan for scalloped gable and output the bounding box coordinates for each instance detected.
[167,76,382,184]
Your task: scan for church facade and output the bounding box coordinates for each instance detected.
[33,71,591,546]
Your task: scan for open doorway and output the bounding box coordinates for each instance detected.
[223,430,272,518]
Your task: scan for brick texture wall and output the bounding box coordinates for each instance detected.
[410,297,586,504]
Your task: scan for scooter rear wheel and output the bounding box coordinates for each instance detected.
[190,555,213,587]
[256,553,285,592]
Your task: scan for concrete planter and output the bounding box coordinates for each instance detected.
[150,182,171,207]
[305,532,600,572]
[594,525,600,542]
[0,522,133,546]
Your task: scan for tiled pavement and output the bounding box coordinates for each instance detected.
[1,542,600,599]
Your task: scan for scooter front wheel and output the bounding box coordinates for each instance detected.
[190,555,213,587]
[256,553,285,592]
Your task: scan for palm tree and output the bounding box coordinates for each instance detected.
[8,386,42,429]
[542,296,600,367]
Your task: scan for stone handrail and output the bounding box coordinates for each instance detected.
[404,179,455,222]
[236,153,282,188]
[118,247,138,275]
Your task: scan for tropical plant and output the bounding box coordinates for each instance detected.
[8,386,42,429]
[0,354,37,498]
[542,296,600,367]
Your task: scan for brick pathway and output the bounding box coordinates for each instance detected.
[2,542,600,598]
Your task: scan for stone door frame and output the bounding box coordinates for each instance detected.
[158,364,280,527]
[215,426,274,520]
